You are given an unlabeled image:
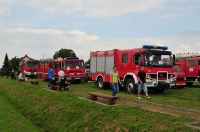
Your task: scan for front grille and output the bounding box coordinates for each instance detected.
[158,72,167,78]
[28,69,36,73]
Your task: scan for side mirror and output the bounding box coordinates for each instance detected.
[173,54,175,65]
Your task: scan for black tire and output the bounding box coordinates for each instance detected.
[155,83,166,93]
[96,76,104,89]
[125,78,136,93]
[75,80,81,83]
[186,82,193,87]
[84,75,89,82]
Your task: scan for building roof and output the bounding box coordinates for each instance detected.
[19,54,34,61]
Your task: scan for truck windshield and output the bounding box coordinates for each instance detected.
[145,54,173,67]
[173,64,183,72]
[26,61,39,67]
[63,61,84,68]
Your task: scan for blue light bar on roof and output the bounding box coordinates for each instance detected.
[64,57,79,59]
[143,45,168,50]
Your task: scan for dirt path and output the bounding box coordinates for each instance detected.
[117,98,200,120]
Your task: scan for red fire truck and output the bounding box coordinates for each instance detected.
[176,54,200,86]
[173,63,186,88]
[90,45,175,93]
[20,60,40,78]
[38,57,86,83]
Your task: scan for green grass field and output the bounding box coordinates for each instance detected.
[0,77,199,131]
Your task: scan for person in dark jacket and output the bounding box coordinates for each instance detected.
[59,74,70,91]
[50,74,58,90]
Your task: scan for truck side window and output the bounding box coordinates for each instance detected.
[51,63,55,69]
[188,60,195,66]
[122,54,128,63]
[134,54,142,66]
[198,60,200,66]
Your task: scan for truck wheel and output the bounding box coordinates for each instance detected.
[75,80,81,83]
[96,77,104,89]
[186,82,193,87]
[125,79,136,93]
[155,83,166,93]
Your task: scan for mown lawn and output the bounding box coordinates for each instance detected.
[0,77,199,131]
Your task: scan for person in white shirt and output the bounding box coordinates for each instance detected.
[58,68,65,82]
[18,72,26,81]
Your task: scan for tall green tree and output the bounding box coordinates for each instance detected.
[1,53,10,75]
[53,48,76,59]
[10,56,20,71]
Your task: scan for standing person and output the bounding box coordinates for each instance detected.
[137,67,151,99]
[110,65,121,96]
[58,68,65,82]
[48,67,54,87]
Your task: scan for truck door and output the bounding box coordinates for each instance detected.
[133,53,143,72]
[186,59,196,76]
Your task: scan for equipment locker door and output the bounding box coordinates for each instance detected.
[117,52,131,77]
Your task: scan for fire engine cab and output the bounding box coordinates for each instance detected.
[176,53,200,86]
[90,45,175,93]
[173,63,186,88]
[39,57,86,83]
[20,60,40,78]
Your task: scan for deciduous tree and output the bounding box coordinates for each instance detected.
[53,48,76,59]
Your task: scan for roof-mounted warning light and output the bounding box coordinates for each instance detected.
[64,57,79,60]
[143,45,168,50]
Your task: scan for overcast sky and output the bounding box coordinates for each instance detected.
[0,0,200,67]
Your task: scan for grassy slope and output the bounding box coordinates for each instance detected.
[0,89,39,131]
[0,78,198,131]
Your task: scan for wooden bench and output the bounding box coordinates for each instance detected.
[50,84,56,90]
[52,85,69,91]
[30,81,39,85]
[88,92,118,105]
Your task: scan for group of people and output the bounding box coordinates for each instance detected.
[48,65,150,98]
[110,65,151,100]
[48,68,70,91]
[10,70,27,81]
